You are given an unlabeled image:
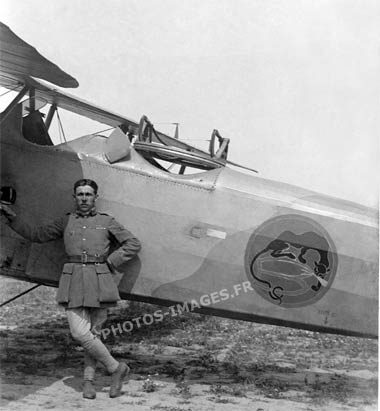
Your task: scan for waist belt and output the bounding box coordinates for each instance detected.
[68,254,107,264]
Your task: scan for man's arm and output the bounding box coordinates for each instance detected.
[107,217,141,269]
[0,204,67,243]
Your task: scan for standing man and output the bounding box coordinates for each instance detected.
[0,179,141,399]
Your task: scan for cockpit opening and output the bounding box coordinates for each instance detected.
[1,86,231,175]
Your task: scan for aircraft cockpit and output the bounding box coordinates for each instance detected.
[131,115,230,174]
[3,86,234,176]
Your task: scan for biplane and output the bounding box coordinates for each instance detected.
[0,22,378,338]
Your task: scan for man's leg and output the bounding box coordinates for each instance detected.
[66,308,128,398]
[89,308,130,398]
[66,308,119,374]
[82,308,108,382]
[83,351,97,382]
[82,308,108,381]
[90,307,108,338]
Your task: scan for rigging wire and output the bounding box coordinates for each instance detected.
[57,113,63,143]
[56,109,67,143]
[93,126,115,135]
[0,84,20,98]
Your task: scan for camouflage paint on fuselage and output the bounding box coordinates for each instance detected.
[0,103,378,338]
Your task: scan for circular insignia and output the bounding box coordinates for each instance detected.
[244,214,338,308]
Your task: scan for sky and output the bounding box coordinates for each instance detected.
[1,0,379,208]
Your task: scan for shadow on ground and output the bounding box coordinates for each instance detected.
[0,279,378,410]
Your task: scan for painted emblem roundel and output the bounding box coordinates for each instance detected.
[244,214,338,308]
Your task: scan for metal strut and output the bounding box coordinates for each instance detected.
[0,284,41,307]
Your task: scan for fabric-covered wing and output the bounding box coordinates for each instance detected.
[0,22,78,88]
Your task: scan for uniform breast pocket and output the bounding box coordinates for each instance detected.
[87,227,109,247]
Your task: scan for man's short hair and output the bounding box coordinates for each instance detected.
[73,179,98,194]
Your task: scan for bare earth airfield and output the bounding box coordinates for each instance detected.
[0,278,377,411]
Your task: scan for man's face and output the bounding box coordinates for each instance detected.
[73,185,98,213]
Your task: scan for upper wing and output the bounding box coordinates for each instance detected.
[0,22,78,88]
[0,23,257,173]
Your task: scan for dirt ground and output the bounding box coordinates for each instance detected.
[0,278,377,411]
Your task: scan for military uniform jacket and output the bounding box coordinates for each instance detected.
[10,210,141,308]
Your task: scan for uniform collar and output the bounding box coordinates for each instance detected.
[74,207,97,218]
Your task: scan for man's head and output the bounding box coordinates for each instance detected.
[73,179,98,214]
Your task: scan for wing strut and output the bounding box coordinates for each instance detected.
[0,85,29,123]
[45,103,57,130]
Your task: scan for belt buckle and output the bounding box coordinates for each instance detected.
[95,253,100,265]
[81,252,88,264]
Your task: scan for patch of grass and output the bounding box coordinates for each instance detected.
[198,351,216,368]
[208,383,230,395]
[142,375,159,393]
[207,395,237,404]
[173,381,192,399]
[253,376,290,399]
[207,382,247,400]
[306,374,351,405]
[177,399,191,405]
[122,399,147,406]
[1,392,18,401]
[127,392,144,398]
[150,405,193,411]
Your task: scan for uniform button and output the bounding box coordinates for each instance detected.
[83,226,86,229]
[83,238,86,241]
